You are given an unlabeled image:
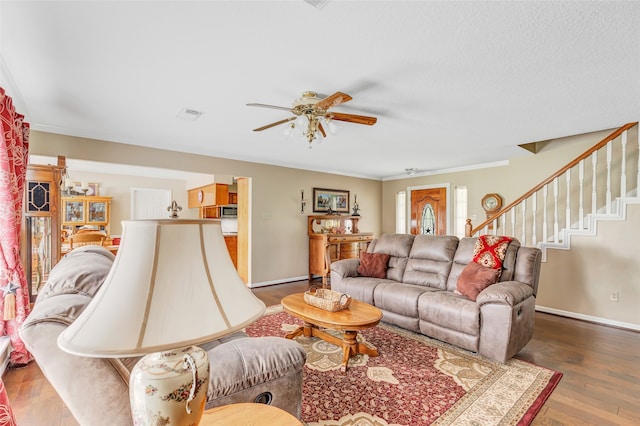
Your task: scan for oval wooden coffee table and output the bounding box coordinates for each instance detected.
[281,293,383,372]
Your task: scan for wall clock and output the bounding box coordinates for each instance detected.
[481,193,502,214]
[481,193,503,229]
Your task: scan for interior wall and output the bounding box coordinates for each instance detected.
[381,129,614,235]
[381,127,640,327]
[29,131,383,285]
[539,202,640,328]
[62,170,199,236]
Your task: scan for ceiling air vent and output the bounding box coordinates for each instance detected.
[177,107,204,121]
[304,0,331,9]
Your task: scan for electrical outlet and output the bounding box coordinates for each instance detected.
[609,291,619,302]
[262,212,272,220]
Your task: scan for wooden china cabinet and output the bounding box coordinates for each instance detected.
[21,159,65,303]
[61,196,112,238]
[307,215,374,287]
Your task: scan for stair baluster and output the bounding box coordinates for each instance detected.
[464,122,638,261]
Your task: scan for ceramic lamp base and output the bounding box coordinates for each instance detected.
[129,345,209,426]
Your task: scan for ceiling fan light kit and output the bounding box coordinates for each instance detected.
[248,91,377,147]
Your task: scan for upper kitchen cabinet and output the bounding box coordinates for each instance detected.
[188,183,229,208]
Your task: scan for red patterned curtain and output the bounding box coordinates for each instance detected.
[0,87,32,365]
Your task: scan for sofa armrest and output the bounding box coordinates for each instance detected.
[330,259,360,278]
[476,281,534,307]
[20,295,133,426]
[206,336,306,417]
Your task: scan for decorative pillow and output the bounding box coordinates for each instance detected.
[472,235,513,269]
[357,252,390,278]
[456,262,501,301]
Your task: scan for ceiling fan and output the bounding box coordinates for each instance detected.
[247,91,377,145]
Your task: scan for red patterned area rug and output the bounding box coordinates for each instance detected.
[245,306,562,426]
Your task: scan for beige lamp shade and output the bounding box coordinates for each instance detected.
[58,219,266,357]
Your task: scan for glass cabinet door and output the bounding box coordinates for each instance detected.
[26,217,53,300]
[87,201,108,224]
[63,200,85,224]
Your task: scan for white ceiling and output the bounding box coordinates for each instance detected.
[2,1,639,180]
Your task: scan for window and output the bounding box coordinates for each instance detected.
[396,191,406,233]
[454,186,468,238]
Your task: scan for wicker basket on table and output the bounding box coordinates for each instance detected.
[304,286,351,312]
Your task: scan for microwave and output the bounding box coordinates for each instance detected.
[220,205,238,218]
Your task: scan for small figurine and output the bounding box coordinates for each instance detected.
[352,194,360,216]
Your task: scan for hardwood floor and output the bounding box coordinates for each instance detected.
[3,280,639,425]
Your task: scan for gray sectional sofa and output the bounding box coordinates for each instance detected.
[20,246,306,425]
[330,233,542,362]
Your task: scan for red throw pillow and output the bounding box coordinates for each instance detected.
[456,262,501,301]
[472,235,513,269]
[357,252,390,278]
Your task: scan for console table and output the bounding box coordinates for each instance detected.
[308,215,373,287]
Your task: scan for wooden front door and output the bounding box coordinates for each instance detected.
[410,187,447,235]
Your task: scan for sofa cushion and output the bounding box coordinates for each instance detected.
[334,277,392,305]
[472,235,513,269]
[370,234,415,281]
[418,291,480,336]
[373,282,437,318]
[36,246,114,303]
[403,235,458,289]
[357,252,390,278]
[455,262,501,301]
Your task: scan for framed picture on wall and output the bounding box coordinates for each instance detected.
[313,188,350,213]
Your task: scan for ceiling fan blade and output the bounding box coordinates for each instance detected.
[247,103,292,112]
[253,116,296,131]
[315,92,353,110]
[329,112,377,126]
[318,122,327,138]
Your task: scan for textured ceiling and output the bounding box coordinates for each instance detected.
[2,1,639,180]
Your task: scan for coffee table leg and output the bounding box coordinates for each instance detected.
[341,331,356,372]
[285,322,314,340]
[340,331,380,373]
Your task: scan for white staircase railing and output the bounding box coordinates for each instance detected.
[465,122,639,254]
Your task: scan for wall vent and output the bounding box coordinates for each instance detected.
[177,107,204,121]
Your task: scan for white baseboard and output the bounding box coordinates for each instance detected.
[248,275,309,289]
[536,305,640,331]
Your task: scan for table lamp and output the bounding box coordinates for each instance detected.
[58,218,266,425]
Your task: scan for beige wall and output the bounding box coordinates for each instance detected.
[538,203,640,326]
[381,128,639,328]
[63,170,199,236]
[31,128,639,327]
[381,129,614,234]
[29,131,383,286]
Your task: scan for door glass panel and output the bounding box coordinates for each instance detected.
[27,181,50,212]
[421,203,436,235]
[27,217,52,300]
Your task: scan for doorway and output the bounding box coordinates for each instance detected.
[409,185,449,235]
[130,188,172,219]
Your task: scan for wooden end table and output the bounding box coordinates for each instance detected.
[281,293,383,372]
[200,402,302,425]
